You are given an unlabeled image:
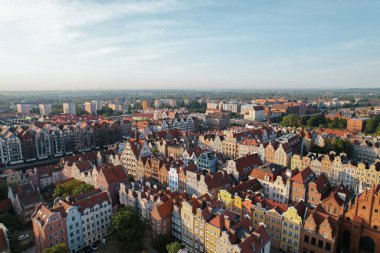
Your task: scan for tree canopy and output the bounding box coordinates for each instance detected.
[311,137,352,156]
[167,242,183,253]
[52,179,94,199]
[327,117,347,129]
[42,243,69,253]
[152,234,172,253]
[109,206,146,251]
[97,107,123,116]
[281,114,301,127]
[365,115,380,134]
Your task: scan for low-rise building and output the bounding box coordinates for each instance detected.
[32,204,68,253]
[300,205,340,253]
[8,183,43,222]
[280,200,306,253]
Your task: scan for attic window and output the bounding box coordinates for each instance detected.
[362,206,366,210]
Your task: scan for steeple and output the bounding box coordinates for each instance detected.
[135,120,139,140]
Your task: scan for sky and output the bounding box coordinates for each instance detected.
[0,0,379,91]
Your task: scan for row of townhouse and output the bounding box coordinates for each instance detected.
[198,127,277,159]
[1,149,119,190]
[0,120,130,166]
[119,156,380,253]
[241,192,341,253]
[61,161,129,203]
[181,147,221,172]
[155,152,262,196]
[249,164,351,216]
[158,116,195,132]
[32,189,112,253]
[291,152,380,192]
[120,183,271,253]
[136,116,198,137]
[180,195,271,253]
[5,158,126,224]
[259,133,303,168]
[351,138,380,163]
[204,109,230,131]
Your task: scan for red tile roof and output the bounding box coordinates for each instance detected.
[238,224,271,253]
[71,190,111,213]
[291,167,315,185]
[235,153,263,175]
[100,164,128,185]
[0,199,12,214]
[0,228,8,252]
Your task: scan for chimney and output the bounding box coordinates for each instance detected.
[224,215,231,230]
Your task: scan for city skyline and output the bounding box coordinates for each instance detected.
[1,0,380,90]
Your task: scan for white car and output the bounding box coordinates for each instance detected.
[18,234,29,241]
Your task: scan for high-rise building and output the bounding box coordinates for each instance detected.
[16,104,31,114]
[141,100,149,110]
[115,97,126,104]
[39,104,52,115]
[169,99,177,107]
[63,102,76,114]
[154,99,161,108]
[85,101,97,115]
[184,98,191,105]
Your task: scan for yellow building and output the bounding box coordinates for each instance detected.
[291,154,303,170]
[205,212,238,253]
[141,100,149,110]
[251,203,266,229]
[181,195,212,253]
[280,201,306,253]
[218,179,262,216]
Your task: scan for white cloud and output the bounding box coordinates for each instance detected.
[0,0,179,44]
[338,39,365,50]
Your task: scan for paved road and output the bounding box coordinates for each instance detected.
[21,246,35,253]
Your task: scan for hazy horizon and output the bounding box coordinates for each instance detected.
[1,0,379,90]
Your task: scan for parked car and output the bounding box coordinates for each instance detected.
[18,234,29,241]
[90,244,98,251]
[100,238,106,246]
[84,247,93,253]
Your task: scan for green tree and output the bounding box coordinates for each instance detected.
[167,242,182,253]
[30,107,39,114]
[109,206,146,251]
[281,114,301,127]
[52,180,94,199]
[42,243,69,253]
[0,182,8,200]
[307,115,323,127]
[76,107,88,116]
[0,213,23,230]
[366,118,377,133]
[338,118,347,129]
[152,234,172,253]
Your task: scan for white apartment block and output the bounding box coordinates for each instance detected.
[63,103,76,114]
